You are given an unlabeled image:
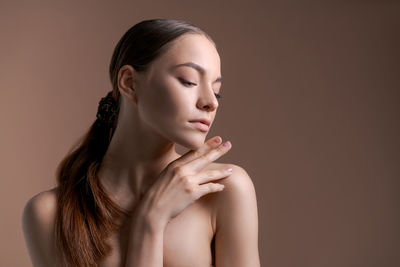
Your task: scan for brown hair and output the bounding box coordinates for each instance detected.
[54,18,214,266]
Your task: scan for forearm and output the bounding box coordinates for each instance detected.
[124,209,166,267]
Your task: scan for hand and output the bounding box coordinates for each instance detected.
[138,136,233,231]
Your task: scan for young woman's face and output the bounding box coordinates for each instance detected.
[135,33,222,149]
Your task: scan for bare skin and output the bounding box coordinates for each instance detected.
[22,33,260,267]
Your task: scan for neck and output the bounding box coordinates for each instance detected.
[97,113,182,210]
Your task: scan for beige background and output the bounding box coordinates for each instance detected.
[1,1,399,266]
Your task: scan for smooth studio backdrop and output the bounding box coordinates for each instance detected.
[1,1,399,266]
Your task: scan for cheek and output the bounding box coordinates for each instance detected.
[140,78,192,125]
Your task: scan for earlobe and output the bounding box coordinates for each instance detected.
[118,65,139,104]
[119,86,138,105]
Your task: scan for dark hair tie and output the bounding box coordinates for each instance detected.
[96,91,118,126]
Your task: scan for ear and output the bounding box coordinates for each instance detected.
[117,65,139,104]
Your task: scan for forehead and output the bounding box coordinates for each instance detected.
[151,33,221,76]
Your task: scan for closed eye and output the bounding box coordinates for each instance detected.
[179,78,222,100]
[179,78,196,87]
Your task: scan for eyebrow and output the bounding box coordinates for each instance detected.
[172,62,223,84]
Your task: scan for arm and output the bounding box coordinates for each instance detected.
[124,136,235,267]
[21,189,58,267]
[124,205,166,267]
[214,165,261,267]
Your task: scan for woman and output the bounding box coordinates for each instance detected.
[22,18,260,267]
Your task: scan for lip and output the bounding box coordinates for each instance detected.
[189,121,210,132]
[189,118,211,126]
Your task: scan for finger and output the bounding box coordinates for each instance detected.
[184,141,232,173]
[195,182,225,198]
[171,136,222,167]
[194,167,233,185]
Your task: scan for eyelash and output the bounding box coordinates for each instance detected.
[179,78,222,99]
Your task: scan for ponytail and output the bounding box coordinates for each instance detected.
[54,91,129,266]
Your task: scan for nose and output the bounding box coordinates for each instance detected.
[196,85,219,111]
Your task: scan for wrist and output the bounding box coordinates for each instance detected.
[136,204,168,234]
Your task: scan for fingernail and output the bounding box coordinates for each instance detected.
[214,136,221,144]
[226,167,233,172]
[223,141,231,147]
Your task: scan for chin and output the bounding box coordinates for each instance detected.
[176,134,206,151]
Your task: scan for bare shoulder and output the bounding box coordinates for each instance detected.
[21,187,59,266]
[213,163,255,195]
[22,187,58,226]
[205,163,256,223]
[211,164,260,266]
